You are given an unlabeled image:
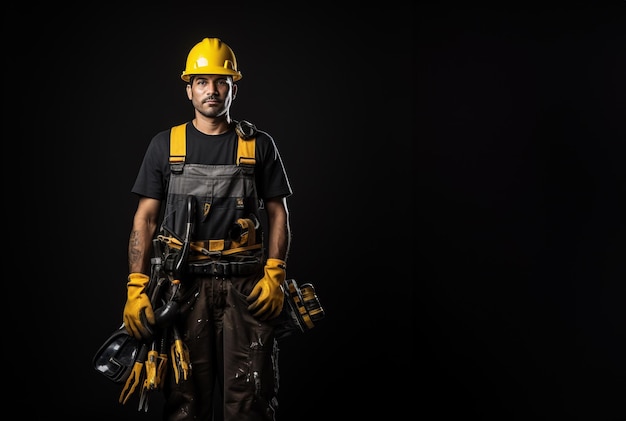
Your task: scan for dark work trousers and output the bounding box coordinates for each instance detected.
[161,271,280,421]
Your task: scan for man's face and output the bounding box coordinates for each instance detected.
[187,74,237,118]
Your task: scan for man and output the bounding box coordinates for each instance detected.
[122,37,293,420]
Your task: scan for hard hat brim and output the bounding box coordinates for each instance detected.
[181,68,242,82]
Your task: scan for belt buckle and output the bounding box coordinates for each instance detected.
[214,261,229,276]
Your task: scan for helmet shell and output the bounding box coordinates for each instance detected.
[181,38,242,82]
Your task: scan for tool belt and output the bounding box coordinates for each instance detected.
[157,234,263,257]
[163,257,261,276]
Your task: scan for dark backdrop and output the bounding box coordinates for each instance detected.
[418,4,626,421]
[10,4,413,421]
[8,3,625,421]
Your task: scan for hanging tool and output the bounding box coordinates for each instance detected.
[119,343,149,404]
[170,324,191,383]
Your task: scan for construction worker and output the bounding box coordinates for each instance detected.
[122,37,293,420]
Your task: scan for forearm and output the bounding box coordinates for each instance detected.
[128,198,160,274]
[265,197,291,261]
[128,227,154,274]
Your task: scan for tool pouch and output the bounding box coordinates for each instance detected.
[92,327,141,384]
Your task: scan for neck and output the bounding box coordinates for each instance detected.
[192,115,231,135]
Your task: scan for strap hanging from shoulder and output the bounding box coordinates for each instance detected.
[169,123,187,174]
[236,136,255,166]
[235,119,257,166]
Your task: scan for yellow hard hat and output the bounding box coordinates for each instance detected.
[181,38,242,82]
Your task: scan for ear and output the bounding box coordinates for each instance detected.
[232,83,238,100]
[186,84,193,100]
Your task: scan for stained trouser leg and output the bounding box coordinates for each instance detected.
[222,277,279,421]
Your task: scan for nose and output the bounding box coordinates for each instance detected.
[207,81,220,95]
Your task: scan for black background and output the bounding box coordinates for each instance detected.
[8,3,626,421]
[418,4,626,421]
[11,4,412,421]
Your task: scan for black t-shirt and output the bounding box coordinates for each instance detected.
[131,122,293,202]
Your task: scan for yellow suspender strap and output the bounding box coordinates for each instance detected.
[170,123,187,165]
[237,136,256,166]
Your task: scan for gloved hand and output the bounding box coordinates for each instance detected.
[123,273,156,341]
[247,258,286,320]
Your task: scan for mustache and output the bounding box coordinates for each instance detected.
[203,96,221,103]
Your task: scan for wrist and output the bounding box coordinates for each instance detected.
[266,258,286,270]
[129,272,149,279]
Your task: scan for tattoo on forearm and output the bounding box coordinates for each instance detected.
[129,231,142,265]
[130,231,140,246]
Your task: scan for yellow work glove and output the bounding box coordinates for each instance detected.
[123,273,156,341]
[247,258,286,320]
